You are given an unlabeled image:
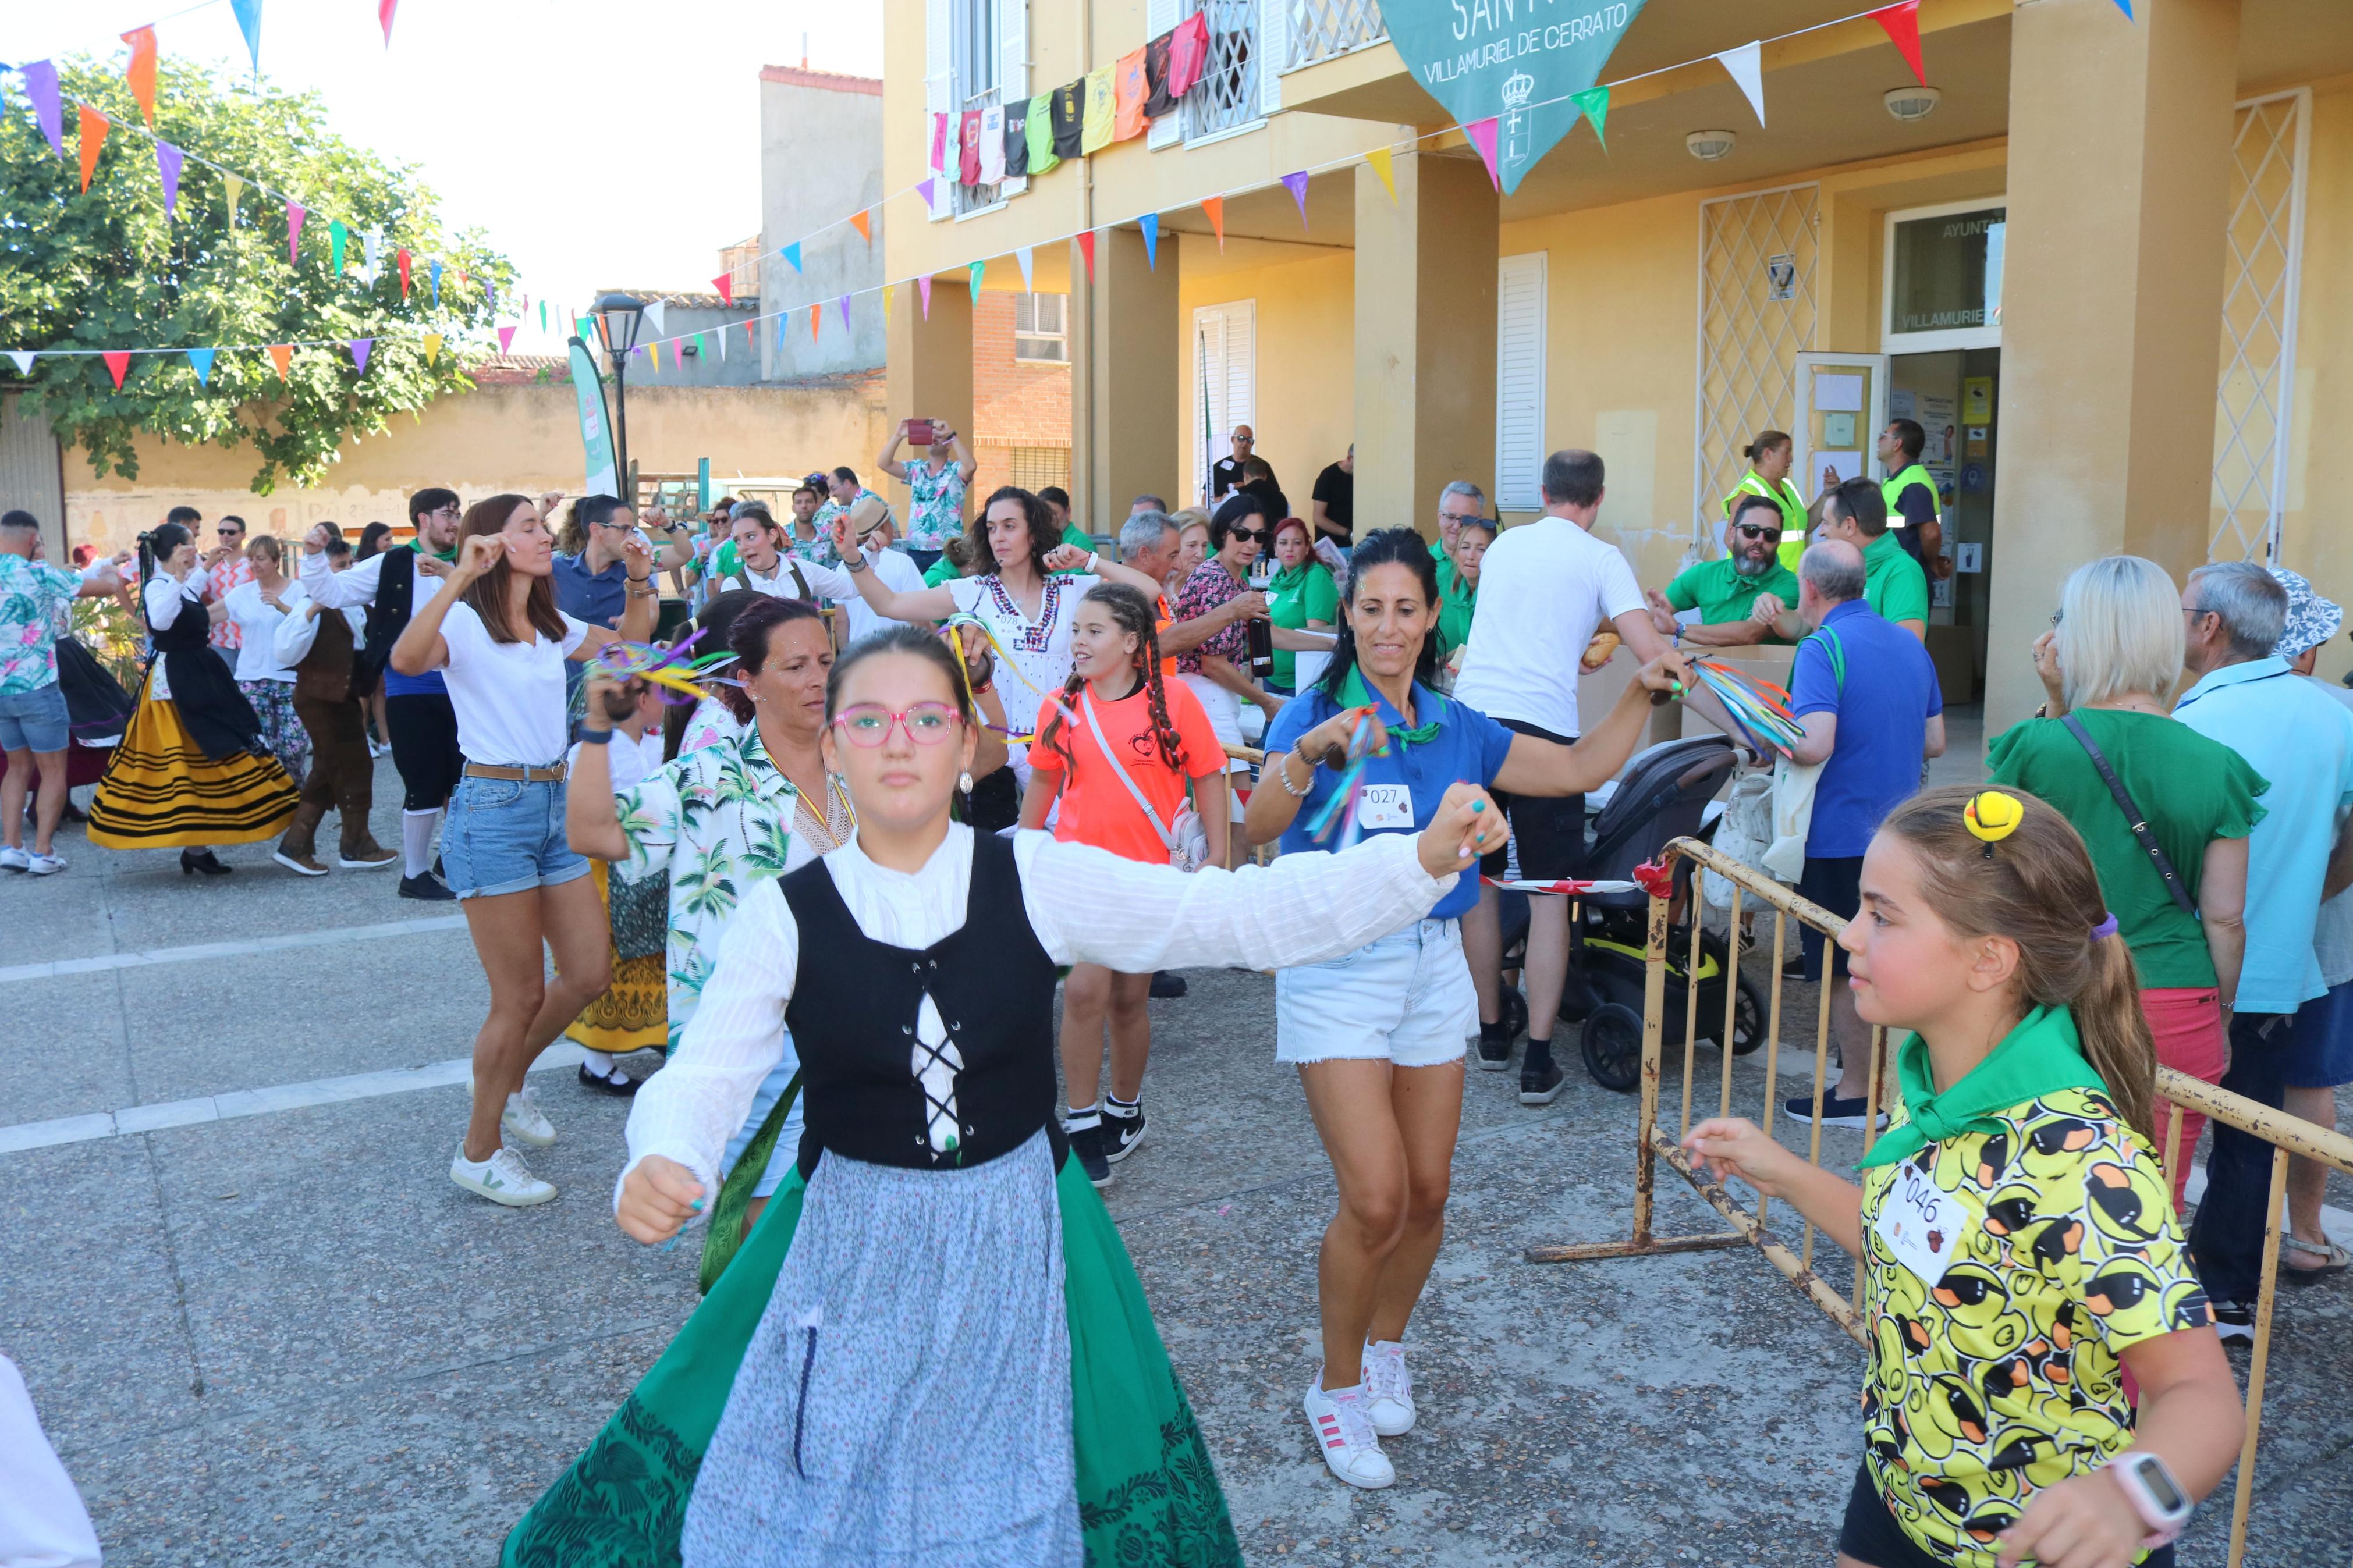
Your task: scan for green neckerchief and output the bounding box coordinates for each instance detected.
[1855,1004,2109,1169]
[404,539,459,564]
[1338,664,1444,747]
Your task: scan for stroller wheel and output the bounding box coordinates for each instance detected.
[1581,1004,1645,1093]
[1499,987,1529,1044]
[1729,972,1767,1056]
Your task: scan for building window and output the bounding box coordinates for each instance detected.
[954,0,1003,215]
[1014,293,1067,362]
[987,443,1072,495]
[1184,0,1263,142]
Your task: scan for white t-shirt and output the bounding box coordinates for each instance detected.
[221,579,304,682]
[567,730,666,795]
[438,601,590,766]
[946,572,1100,737]
[721,556,859,603]
[842,545,930,645]
[1451,515,1644,738]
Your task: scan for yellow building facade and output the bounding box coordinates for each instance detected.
[881,0,2353,730]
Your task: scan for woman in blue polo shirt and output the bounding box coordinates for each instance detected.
[1243,527,1688,1494]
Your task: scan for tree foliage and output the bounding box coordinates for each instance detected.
[0,56,510,493]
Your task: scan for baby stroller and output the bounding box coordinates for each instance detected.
[1492,736,1765,1091]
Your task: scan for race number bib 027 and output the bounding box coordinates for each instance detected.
[1874,1162,1968,1285]
[1357,784,1414,832]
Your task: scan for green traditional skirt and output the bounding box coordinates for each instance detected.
[503,1151,1244,1568]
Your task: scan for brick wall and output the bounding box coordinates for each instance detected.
[972,291,1070,449]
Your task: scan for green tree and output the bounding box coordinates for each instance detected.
[0,55,510,493]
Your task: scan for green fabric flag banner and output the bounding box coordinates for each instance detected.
[1573,85,1610,150]
[1384,0,1646,194]
[329,218,346,275]
[567,336,619,498]
[968,259,987,304]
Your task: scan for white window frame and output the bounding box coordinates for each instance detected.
[1192,300,1257,500]
[1180,0,1270,147]
[1494,253,1548,513]
[1014,293,1069,364]
[1881,195,2007,354]
[929,0,1028,222]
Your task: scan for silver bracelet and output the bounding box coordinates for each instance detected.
[1276,746,1315,797]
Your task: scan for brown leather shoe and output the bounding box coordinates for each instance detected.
[337,837,399,870]
[272,848,329,877]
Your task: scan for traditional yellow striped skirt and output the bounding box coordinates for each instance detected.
[565,859,669,1055]
[87,686,299,850]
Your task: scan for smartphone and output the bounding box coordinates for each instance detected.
[903,418,937,448]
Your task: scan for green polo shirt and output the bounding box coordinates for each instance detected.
[1665,556,1801,641]
[1862,529,1930,627]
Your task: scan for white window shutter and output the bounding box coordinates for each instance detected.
[925,0,953,221]
[1225,303,1256,438]
[1147,0,1183,150]
[1192,301,1257,494]
[999,0,1030,195]
[1494,253,1549,511]
[1259,0,1285,115]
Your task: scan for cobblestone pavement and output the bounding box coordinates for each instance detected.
[3,762,2350,1566]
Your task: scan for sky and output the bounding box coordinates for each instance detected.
[0,0,885,355]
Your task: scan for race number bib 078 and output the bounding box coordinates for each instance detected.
[1357,784,1414,832]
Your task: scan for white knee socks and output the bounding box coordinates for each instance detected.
[401,809,439,878]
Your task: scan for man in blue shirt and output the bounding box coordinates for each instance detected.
[1779,539,1945,1129]
[2173,560,2353,1335]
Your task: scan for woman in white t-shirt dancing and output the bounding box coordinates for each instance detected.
[830,484,1162,829]
[390,493,656,1208]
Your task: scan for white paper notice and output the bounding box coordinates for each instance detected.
[1815,450,1863,485]
[1814,372,1866,414]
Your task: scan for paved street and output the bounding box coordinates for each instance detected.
[5,757,2352,1567]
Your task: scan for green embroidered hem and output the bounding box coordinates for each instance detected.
[503,1152,1242,1568]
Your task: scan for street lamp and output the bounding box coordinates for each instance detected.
[594,291,647,502]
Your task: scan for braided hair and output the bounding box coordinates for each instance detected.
[1037,583,1187,774]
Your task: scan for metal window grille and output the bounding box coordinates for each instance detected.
[1692,184,1820,549]
[2210,89,2309,566]
[954,0,1003,215]
[1184,0,1261,141]
[1014,293,1067,362]
[984,443,1073,495]
[1283,0,1383,71]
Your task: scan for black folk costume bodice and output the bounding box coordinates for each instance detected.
[148,577,264,760]
[780,831,1066,1179]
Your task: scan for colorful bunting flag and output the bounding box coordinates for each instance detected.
[421,335,442,367]
[836,294,851,330]
[715,326,726,362]
[364,230,382,279]
[850,208,872,244]
[1282,171,1311,229]
[1868,2,1927,86]
[539,300,549,331]
[1716,41,1767,127]
[329,219,347,275]
[644,300,666,336]
[1573,86,1611,150]
[286,201,304,263]
[916,178,936,214]
[776,311,790,351]
[1014,246,1035,291]
[102,351,130,390]
[1076,230,1096,282]
[968,259,986,304]
[882,283,895,322]
[121,27,158,126]
[429,258,442,307]
[268,344,292,378]
[810,301,822,340]
[348,338,372,374]
[77,104,107,193]
[2109,0,2133,16]
[648,340,662,371]
[1201,197,1225,251]
[712,272,733,305]
[230,0,265,73]
[1365,147,1396,202]
[223,172,242,223]
[497,325,517,353]
[6,353,36,376]
[155,142,182,219]
[23,62,62,158]
[782,242,803,273]
[1138,213,1158,270]
[396,248,411,298]
[918,274,933,319]
[186,347,214,385]
[744,317,756,353]
[1463,118,1502,190]
[378,0,399,46]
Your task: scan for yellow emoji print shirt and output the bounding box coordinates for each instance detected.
[1859,1088,2208,1565]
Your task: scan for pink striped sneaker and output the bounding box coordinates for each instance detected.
[1301,1377,1394,1489]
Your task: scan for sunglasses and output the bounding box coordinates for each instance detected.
[1733,523,1781,541]
[831,702,962,748]
[1228,527,1272,544]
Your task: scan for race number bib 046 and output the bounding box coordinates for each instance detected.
[1358,784,1414,832]
[1874,1162,1969,1285]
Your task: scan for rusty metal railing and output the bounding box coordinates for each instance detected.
[1528,835,2353,1568]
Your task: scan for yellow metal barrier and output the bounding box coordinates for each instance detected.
[1529,835,2353,1568]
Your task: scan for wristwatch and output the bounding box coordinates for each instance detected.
[2107,1452,2192,1546]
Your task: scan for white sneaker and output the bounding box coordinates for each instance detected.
[0,845,27,872]
[449,1143,557,1207]
[1363,1340,1415,1437]
[1303,1378,1394,1489]
[24,852,66,876]
[470,1075,556,1148]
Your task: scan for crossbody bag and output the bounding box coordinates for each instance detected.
[1080,688,1209,872]
[2060,713,2198,918]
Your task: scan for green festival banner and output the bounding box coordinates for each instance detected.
[1385,0,1648,194]
[567,336,620,498]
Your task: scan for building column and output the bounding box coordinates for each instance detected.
[1983,0,2240,730]
[882,277,974,517]
[1351,152,1498,540]
[1069,226,1180,534]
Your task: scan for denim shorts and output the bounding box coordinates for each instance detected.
[719,1028,808,1199]
[441,774,589,899]
[2287,978,2353,1089]
[0,682,70,753]
[1275,918,1473,1068]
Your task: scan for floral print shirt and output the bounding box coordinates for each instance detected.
[799,501,847,569]
[903,460,968,551]
[0,554,79,694]
[613,724,801,1054]
[1172,558,1250,675]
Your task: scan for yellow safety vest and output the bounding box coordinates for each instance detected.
[1880,464,1940,528]
[1723,471,1808,571]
